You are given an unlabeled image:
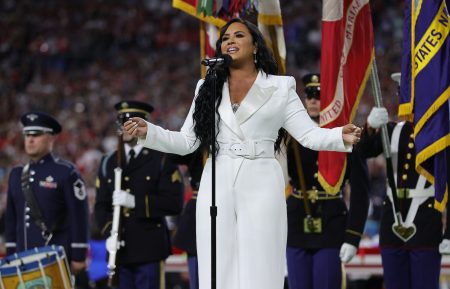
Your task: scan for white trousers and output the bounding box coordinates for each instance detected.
[196,156,287,289]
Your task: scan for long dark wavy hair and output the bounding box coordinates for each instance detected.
[192,18,287,155]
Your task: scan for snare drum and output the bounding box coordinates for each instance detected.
[0,245,73,289]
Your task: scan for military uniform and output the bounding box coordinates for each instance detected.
[94,100,184,289]
[286,74,369,289]
[286,141,369,288]
[360,121,446,289]
[172,150,205,289]
[5,112,89,263]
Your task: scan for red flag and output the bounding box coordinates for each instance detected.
[318,0,374,194]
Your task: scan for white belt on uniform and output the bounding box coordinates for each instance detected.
[217,140,275,159]
[388,186,435,199]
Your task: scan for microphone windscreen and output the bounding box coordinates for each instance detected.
[222,54,232,67]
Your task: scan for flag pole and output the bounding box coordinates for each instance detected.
[370,59,415,241]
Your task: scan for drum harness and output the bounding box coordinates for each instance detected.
[21,163,65,245]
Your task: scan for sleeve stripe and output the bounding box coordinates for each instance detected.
[71,243,89,248]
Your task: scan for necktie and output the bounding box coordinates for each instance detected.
[128,149,136,167]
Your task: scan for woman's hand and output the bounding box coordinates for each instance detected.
[123,117,148,138]
[342,124,362,145]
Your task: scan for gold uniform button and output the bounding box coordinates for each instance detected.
[428,203,432,208]
[107,179,112,183]
[404,163,410,170]
[402,174,408,181]
[312,186,317,190]
[313,173,318,178]
[146,176,151,181]
[124,176,130,181]
[408,143,414,149]
[126,188,131,193]
[409,134,414,138]
[406,153,412,160]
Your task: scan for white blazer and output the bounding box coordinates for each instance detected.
[138,70,350,156]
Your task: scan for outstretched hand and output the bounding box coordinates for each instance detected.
[123,117,148,138]
[342,124,362,145]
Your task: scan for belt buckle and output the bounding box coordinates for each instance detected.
[307,190,319,203]
[247,140,256,159]
[397,188,409,199]
[230,143,246,155]
[303,217,322,233]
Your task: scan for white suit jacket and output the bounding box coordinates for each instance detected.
[138,71,350,155]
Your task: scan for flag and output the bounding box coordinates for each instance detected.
[400,0,450,211]
[200,22,220,77]
[173,0,226,77]
[318,0,374,194]
[173,0,255,25]
[172,0,227,27]
[257,0,287,74]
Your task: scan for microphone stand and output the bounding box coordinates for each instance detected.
[208,65,218,289]
[202,55,230,289]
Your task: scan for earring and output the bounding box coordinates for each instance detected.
[253,53,258,64]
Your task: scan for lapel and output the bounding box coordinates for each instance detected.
[218,71,277,140]
[218,81,246,140]
[124,148,153,174]
[235,71,277,124]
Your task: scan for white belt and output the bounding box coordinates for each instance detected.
[217,140,275,159]
[387,186,435,199]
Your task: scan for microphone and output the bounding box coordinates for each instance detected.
[201,54,232,67]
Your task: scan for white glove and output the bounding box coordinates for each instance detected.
[105,236,119,253]
[439,239,450,255]
[339,243,357,263]
[113,189,135,208]
[367,107,389,129]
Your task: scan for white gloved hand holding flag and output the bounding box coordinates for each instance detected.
[113,189,135,209]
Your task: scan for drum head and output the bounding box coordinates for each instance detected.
[0,246,65,276]
[0,246,72,289]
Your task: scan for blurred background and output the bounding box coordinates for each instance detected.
[0,0,407,288]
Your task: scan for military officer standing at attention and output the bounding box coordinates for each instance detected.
[5,111,89,274]
[361,73,450,289]
[285,74,370,289]
[95,100,184,289]
[172,149,207,289]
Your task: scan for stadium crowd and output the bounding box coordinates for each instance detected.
[0,0,404,286]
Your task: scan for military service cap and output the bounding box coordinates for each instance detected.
[114,100,154,124]
[21,111,62,135]
[302,73,320,100]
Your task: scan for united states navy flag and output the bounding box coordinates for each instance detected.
[400,0,450,211]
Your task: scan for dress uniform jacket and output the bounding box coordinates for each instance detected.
[138,71,351,289]
[172,151,204,256]
[286,140,369,249]
[359,121,449,248]
[95,146,184,265]
[5,153,89,262]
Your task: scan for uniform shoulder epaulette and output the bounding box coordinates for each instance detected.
[53,157,83,178]
[54,157,75,169]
